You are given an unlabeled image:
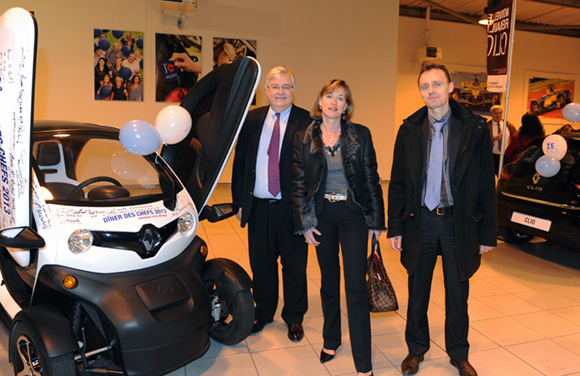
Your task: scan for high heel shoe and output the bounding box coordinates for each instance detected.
[320,349,335,363]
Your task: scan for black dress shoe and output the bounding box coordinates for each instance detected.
[450,359,478,376]
[287,323,304,342]
[401,354,424,375]
[320,349,335,363]
[251,319,272,334]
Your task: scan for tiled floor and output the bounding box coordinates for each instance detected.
[1,183,580,375]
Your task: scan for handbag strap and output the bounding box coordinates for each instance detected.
[372,235,383,261]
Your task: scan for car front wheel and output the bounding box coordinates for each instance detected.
[209,289,254,346]
[498,226,534,244]
[12,320,77,376]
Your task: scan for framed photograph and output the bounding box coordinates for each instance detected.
[212,38,257,69]
[94,29,144,101]
[155,33,202,102]
[523,71,576,124]
[447,64,500,116]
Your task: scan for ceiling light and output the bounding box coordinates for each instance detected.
[479,7,491,25]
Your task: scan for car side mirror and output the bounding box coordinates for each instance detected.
[0,227,45,249]
[199,203,239,223]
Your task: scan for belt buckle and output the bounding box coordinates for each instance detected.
[435,207,445,215]
[327,193,339,202]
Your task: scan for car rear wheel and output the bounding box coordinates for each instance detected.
[498,226,534,244]
[209,290,254,345]
[12,320,77,376]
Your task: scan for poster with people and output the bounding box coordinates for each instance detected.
[212,38,257,69]
[94,29,144,101]
[155,33,201,103]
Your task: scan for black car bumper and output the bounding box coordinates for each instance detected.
[35,236,211,376]
[497,193,580,250]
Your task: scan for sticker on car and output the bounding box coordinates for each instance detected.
[510,211,552,232]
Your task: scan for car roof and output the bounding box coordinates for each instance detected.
[33,120,119,138]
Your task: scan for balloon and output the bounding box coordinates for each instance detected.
[155,106,193,145]
[137,169,159,189]
[119,120,161,155]
[98,39,110,51]
[535,155,561,178]
[136,38,143,49]
[121,45,131,57]
[139,59,143,69]
[111,150,151,180]
[119,67,132,81]
[542,134,567,160]
[94,29,103,38]
[99,85,112,98]
[112,30,124,39]
[562,103,580,123]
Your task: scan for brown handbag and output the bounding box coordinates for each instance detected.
[366,236,398,312]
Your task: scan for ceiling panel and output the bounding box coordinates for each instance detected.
[399,0,580,37]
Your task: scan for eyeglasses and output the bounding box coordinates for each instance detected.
[267,85,294,92]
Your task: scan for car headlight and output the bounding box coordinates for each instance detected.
[178,211,195,235]
[68,229,93,254]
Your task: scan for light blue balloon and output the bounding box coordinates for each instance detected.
[120,120,161,155]
[535,155,560,178]
[562,102,580,123]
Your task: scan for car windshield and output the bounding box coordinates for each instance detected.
[33,132,180,206]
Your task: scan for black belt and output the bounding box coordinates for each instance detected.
[433,206,453,215]
[255,197,281,204]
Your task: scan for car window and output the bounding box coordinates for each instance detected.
[34,136,178,204]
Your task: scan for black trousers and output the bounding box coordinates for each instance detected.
[315,201,372,373]
[247,198,308,325]
[406,207,470,362]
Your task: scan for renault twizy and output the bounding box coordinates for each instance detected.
[0,7,260,376]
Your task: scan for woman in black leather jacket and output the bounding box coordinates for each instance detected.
[291,79,385,376]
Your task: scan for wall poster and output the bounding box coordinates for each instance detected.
[155,33,201,103]
[94,29,144,101]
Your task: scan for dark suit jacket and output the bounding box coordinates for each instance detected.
[487,119,517,151]
[387,99,497,281]
[232,105,311,230]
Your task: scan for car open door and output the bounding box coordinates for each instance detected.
[160,56,260,213]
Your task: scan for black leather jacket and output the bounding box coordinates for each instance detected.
[291,117,385,234]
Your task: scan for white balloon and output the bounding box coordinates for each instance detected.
[562,103,580,123]
[155,105,193,145]
[542,134,567,160]
[535,155,560,178]
[111,150,151,180]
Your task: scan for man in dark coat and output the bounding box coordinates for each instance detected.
[387,63,497,376]
[231,66,311,342]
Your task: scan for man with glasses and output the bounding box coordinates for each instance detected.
[232,66,311,342]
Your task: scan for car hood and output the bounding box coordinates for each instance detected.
[160,57,260,212]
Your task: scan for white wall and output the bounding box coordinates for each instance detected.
[1,0,399,181]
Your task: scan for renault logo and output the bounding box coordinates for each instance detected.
[532,172,541,185]
[139,225,162,253]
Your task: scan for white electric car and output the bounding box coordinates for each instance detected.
[0,12,261,374]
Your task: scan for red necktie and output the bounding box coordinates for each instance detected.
[267,113,281,196]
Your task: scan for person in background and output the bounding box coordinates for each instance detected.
[292,79,384,376]
[107,42,124,68]
[127,75,143,101]
[94,57,109,93]
[388,62,496,376]
[487,105,517,176]
[504,113,545,163]
[111,76,128,101]
[231,66,311,342]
